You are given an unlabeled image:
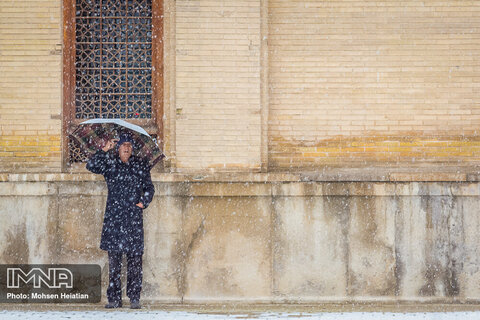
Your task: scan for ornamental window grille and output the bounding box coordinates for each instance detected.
[63,0,163,166]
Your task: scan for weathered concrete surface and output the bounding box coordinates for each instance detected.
[348,196,396,297]
[143,195,183,302]
[181,197,272,302]
[462,196,480,300]
[273,196,348,300]
[1,179,480,303]
[0,196,55,264]
[395,196,428,298]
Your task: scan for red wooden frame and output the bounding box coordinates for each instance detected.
[62,0,163,170]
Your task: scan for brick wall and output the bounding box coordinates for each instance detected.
[268,0,480,168]
[2,0,480,173]
[174,0,262,171]
[0,0,62,172]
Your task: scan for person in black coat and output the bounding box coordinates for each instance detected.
[86,133,155,309]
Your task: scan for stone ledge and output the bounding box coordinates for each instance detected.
[1,167,480,183]
[2,180,480,196]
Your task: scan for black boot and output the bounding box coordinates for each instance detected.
[105,301,122,308]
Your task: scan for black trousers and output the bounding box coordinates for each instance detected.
[107,251,143,303]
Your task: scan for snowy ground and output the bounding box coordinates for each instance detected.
[1,310,480,320]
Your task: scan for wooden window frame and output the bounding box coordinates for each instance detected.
[62,0,163,171]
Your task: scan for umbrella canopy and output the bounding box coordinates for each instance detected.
[70,119,165,168]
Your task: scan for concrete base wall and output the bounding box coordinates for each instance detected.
[1,175,480,303]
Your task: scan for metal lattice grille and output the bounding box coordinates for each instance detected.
[74,0,153,120]
[68,136,90,163]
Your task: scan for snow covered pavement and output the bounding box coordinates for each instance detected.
[1,310,480,320]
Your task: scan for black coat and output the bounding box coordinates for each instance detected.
[86,150,155,254]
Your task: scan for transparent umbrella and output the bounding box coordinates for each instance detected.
[69,119,165,168]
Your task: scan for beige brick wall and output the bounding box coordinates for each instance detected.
[174,0,262,171]
[268,0,480,168]
[2,0,480,173]
[0,0,62,172]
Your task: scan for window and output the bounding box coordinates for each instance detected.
[63,0,163,167]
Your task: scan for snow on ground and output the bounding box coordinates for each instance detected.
[1,311,480,320]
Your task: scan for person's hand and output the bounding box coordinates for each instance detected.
[136,203,145,209]
[102,139,118,152]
